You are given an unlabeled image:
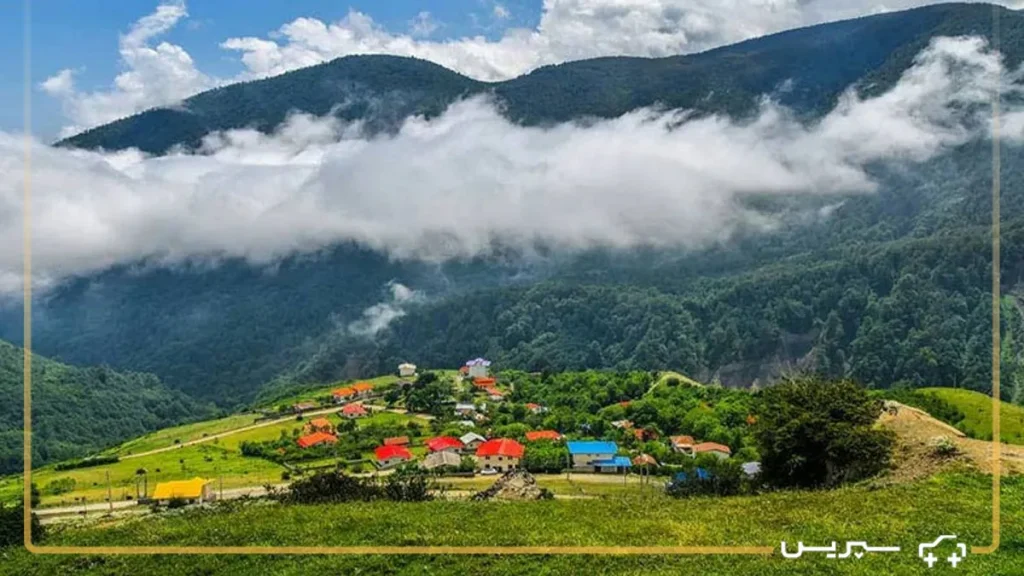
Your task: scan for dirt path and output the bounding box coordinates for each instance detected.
[120,406,346,460]
[878,401,1024,481]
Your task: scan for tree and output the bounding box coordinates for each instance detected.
[0,484,43,548]
[754,377,894,489]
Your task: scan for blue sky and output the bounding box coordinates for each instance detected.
[1,0,541,138]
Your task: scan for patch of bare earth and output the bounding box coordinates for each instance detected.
[876,402,1024,484]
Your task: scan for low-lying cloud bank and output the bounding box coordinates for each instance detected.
[3,36,1019,296]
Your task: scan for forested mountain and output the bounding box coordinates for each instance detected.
[60,4,1022,154]
[2,3,1021,410]
[0,340,215,474]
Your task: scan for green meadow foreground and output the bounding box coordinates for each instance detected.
[2,473,1021,575]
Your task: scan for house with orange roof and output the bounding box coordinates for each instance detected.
[473,377,497,388]
[633,428,658,442]
[383,436,410,447]
[305,417,334,434]
[425,436,463,453]
[525,430,562,442]
[633,454,658,467]
[485,388,505,401]
[296,431,338,449]
[375,445,413,469]
[525,403,547,414]
[670,435,695,454]
[475,438,525,473]
[341,403,368,419]
[692,442,732,459]
[352,382,375,398]
[332,387,356,404]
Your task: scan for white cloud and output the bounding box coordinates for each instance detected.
[409,11,441,38]
[347,282,423,336]
[7,36,1015,296]
[40,1,218,138]
[493,4,511,20]
[40,0,1024,137]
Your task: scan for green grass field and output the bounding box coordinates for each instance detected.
[0,443,287,507]
[919,388,1024,444]
[3,473,1020,575]
[0,410,432,507]
[107,413,260,456]
[261,375,402,410]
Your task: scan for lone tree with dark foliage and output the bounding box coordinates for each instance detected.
[754,377,894,489]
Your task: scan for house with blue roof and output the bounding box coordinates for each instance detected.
[566,440,631,473]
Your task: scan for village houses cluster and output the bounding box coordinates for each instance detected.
[270,358,748,478]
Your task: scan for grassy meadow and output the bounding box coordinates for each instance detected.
[3,473,1021,575]
[920,388,1024,444]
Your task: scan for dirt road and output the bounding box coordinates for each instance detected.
[878,401,1024,481]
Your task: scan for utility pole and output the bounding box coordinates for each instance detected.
[219,476,224,501]
[106,470,113,514]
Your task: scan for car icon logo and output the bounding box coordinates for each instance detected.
[918,535,967,568]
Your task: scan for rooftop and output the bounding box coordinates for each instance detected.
[566,440,618,455]
[152,478,209,500]
[375,445,413,461]
[476,438,525,458]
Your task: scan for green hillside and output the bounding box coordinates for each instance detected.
[59,4,1023,155]
[920,388,1024,444]
[0,340,215,474]
[1,3,1022,413]
[2,473,1018,575]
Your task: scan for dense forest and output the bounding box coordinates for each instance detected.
[0,340,215,474]
[0,3,1019,416]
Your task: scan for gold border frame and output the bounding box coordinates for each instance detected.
[20,0,1001,557]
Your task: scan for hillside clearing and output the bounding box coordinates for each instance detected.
[919,388,1024,444]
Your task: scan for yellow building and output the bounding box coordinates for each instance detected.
[151,477,215,504]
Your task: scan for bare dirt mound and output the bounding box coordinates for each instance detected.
[877,402,1024,482]
[472,470,551,501]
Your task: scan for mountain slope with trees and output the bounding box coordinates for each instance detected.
[0,3,1019,409]
[0,340,215,474]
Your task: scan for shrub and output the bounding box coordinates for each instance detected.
[755,377,894,489]
[274,471,435,504]
[54,455,119,471]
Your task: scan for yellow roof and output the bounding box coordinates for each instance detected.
[152,477,209,500]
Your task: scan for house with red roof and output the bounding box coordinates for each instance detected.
[525,403,547,414]
[305,417,334,434]
[383,436,410,447]
[341,403,368,419]
[425,436,463,453]
[475,438,525,473]
[375,445,413,469]
[525,430,562,442]
[296,432,338,449]
[692,442,732,459]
